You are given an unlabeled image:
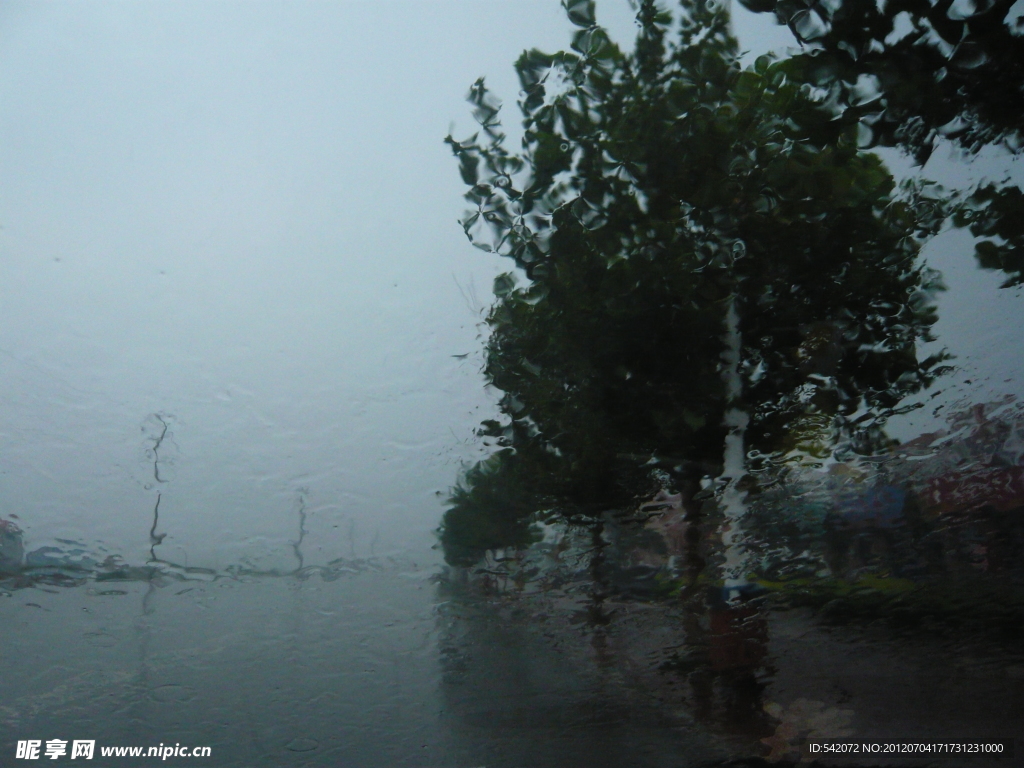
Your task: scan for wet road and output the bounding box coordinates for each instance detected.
[3,562,1021,767]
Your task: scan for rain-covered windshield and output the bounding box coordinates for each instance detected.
[2,1,1022,766]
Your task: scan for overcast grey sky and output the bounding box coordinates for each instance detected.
[0,1,1019,568]
[0,1,645,568]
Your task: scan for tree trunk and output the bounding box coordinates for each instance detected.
[719,294,750,599]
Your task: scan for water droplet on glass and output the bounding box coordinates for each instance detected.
[284,738,319,753]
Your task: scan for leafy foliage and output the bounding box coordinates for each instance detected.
[438,0,950,565]
[738,0,1024,163]
[954,183,1024,287]
[739,0,1024,286]
[438,452,544,567]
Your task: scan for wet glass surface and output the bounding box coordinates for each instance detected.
[2,1,1024,766]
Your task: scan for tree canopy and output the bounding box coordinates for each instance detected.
[439,0,951,566]
[739,0,1024,286]
[738,0,1024,164]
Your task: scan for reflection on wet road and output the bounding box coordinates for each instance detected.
[2,552,1022,766]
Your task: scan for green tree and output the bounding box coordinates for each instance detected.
[439,0,948,568]
[739,0,1024,286]
[739,0,1024,163]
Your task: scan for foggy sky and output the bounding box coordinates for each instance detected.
[0,1,1019,569]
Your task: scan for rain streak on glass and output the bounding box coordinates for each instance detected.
[1,1,1023,766]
